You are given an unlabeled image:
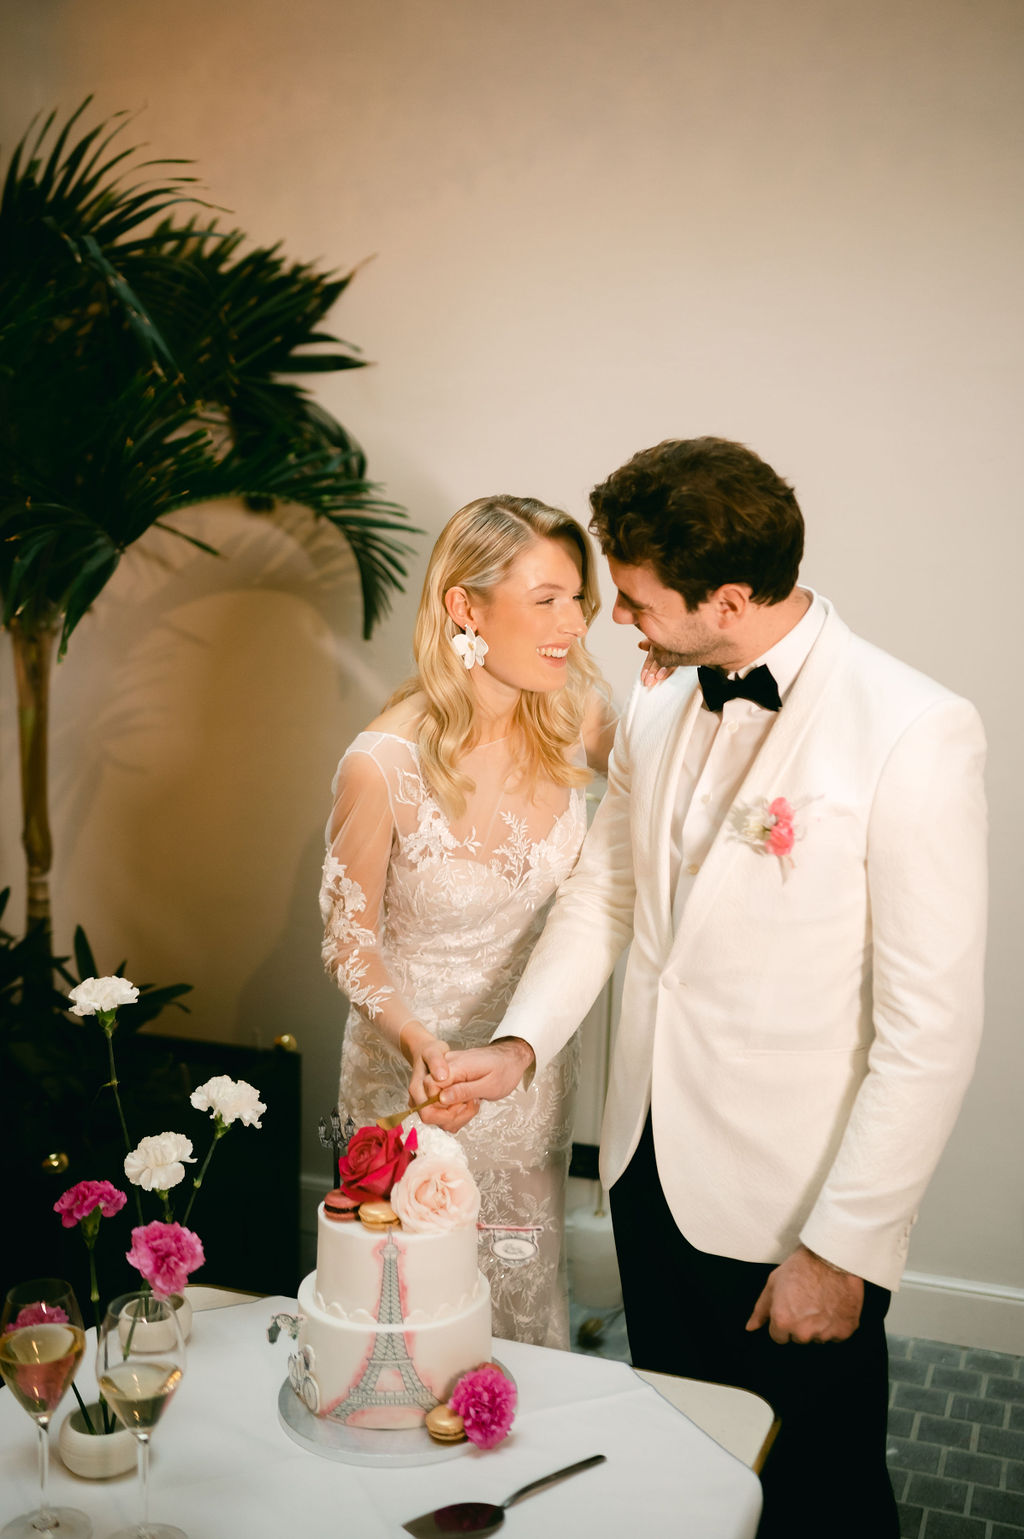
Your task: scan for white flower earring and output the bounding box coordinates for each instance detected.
[450,624,489,670]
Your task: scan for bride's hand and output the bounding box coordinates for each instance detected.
[400,1023,480,1132]
[639,639,677,689]
[400,1022,449,1104]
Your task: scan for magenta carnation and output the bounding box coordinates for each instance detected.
[449,1366,517,1449]
[54,1179,128,1229]
[127,1220,205,1297]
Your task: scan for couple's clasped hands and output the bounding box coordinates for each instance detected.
[400,1024,531,1135]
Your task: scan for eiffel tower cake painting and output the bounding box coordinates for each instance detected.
[290,1122,493,1431]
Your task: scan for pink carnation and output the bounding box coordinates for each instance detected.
[54,1179,128,1229]
[4,1302,70,1333]
[126,1221,205,1297]
[449,1366,517,1449]
[765,798,795,857]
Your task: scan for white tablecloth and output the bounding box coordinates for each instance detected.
[0,1297,762,1538]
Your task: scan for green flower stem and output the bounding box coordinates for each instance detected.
[87,1242,101,1331]
[101,1013,143,1223]
[84,1242,115,1432]
[70,1382,97,1435]
[182,1120,227,1226]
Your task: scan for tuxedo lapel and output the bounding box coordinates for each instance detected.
[666,603,852,953]
[638,675,704,958]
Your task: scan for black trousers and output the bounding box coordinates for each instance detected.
[610,1113,898,1539]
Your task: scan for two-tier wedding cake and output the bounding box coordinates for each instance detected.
[287,1122,492,1430]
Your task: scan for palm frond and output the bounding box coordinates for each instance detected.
[0,99,415,653]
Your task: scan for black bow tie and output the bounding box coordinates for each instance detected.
[697,663,782,713]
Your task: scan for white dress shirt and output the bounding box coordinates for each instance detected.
[669,590,827,930]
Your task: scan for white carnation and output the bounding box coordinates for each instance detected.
[190,1075,265,1128]
[401,1115,469,1167]
[68,976,139,1017]
[124,1132,196,1191]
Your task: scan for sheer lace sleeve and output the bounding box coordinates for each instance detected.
[319,747,420,1050]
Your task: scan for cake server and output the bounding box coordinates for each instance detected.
[401,1453,607,1536]
[377,1092,443,1130]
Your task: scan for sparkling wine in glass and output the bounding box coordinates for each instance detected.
[0,1278,92,1539]
[96,1293,187,1539]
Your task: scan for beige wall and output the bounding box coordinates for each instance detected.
[2,0,1021,1338]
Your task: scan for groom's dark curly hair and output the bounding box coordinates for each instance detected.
[589,437,804,610]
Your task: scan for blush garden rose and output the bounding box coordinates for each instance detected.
[389,1154,481,1234]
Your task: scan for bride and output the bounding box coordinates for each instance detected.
[318,494,615,1348]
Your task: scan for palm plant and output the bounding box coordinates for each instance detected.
[0,99,417,934]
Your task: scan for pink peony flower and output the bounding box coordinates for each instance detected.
[127,1221,205,1297]
[54,1180,128,1229]
[449,1366,517,1449]
[390,1154,481,1234]
[338,1125,417,1202]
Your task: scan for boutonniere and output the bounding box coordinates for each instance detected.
[731,795,809,878]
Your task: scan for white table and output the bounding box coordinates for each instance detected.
[0,1296,763,1538]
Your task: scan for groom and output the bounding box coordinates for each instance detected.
[427,437,987,1537]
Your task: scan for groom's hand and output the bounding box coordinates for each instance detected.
[429,1038,536,1109]
[745,1245,864,1344]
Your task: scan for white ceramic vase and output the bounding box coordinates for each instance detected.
[58,1403,136,1479]
[170,1291,193,1343]
[115,1291,193,1351]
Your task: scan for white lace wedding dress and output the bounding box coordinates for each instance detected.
[319,730,587,1349]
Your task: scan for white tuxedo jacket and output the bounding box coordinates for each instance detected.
[501,600,987,1291]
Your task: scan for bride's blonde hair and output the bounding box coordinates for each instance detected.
[390,495,604,819]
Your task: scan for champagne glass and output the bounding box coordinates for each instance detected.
[0,1278,92,1539]
[96,1294,186,1539]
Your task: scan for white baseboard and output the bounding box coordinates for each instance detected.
[304,1172,1022,1356]
[887,1271,1024,1355]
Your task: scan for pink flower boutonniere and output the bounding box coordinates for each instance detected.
[732,795,808,877]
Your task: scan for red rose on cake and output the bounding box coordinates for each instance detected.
[337,1125,417,1202]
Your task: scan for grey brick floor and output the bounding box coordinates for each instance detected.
[568,1303,1024,1537]
[888,1334,1024,1538]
